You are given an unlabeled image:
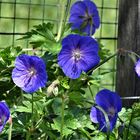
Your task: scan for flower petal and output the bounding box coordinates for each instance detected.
[90,106,105,123]
[69,14,84,30]
[12,54,47,93]
[59,57,81,79]
[135,59,140,77]
[61,34,81,49]
[95,89,122,113]
[79,36,99,53]
[83,0,98,15]
[93,15,100,28]
[0,102,10,133]
[22,76,40,93]
[78,36,100,71]
[81,23,93,36]
[70,1,86,16]
[15,54,31,70]
[109,114,118,132]
[12,68,30,88]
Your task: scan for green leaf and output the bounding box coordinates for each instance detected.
[60,77,70,89]
[69,92,85,105]
[16,106,32,113]
[19,22,56,48]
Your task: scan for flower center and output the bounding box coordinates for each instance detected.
[72,49,82,62]
[28,67,37,76]
[108,107,115,117]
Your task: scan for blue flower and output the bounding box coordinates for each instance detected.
[58,34,100,79]
[12,54,48,93]
[90,89,122,132]
[135,59,140,77]
[69,0,100,36]
[0,101,10,133]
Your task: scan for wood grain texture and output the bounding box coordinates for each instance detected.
[116,0,140,106]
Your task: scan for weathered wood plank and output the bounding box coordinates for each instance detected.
[116,0,140,106]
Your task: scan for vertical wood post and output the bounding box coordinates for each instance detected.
[116,0,140,106]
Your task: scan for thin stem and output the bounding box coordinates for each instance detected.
[125,50,140,58]
[56,0,72,42]
[88,86,94,98]
[125,110,133,140]
[56,0,65,42]
[87,52,118,74]
[8,122,12,140]
[60,95,65,140]
[95,106,110,134]
[32,94,34,125]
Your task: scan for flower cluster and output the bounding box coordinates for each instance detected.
[0,101,10,133]
[10,0,123,136]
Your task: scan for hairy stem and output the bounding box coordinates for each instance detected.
[60,95,65,140]
[88,86,94,98]
[8,122,12,140]
[56,0,71,42]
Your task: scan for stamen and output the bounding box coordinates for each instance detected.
[28,67,37,76]
[72,49,82,62]
[108,107,115,117]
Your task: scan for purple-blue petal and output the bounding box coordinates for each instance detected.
[61,34,81,49]
[12,54,47,93]
[15,54,31,70]
[109,114,118,132]
[59,57,82,79]
[83,0,98,15]
[92,15,100,28]
[79,54,100,72]
[90,106,105,123]
[58,34,100,79]
[69,0,100,35]
[135,59,140,77]
[69,14,84,30]
[0,102,10,133]
[79,36,99,52]
[95,89,122,112]
[70,1,86,16]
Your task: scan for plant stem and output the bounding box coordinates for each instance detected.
[56,0,65,42]
[95,105,110,134]
[56,0,72,42]
[32,94,34,127]
[88,86,94,98]
[125,50,140,58]
[8,122,12,140]
[125,110,133,140]
[60,95,65,140]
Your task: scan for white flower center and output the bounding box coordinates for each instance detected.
[72,49,82,62]
[108,107,115,117]
[28,67,37,76]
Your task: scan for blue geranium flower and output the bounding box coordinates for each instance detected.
[135,59,140,77]
[90,89,122,132]
[69,0,100,36]
[12,54,48,93]
[58,34,100,79]
[0,101,10,133]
